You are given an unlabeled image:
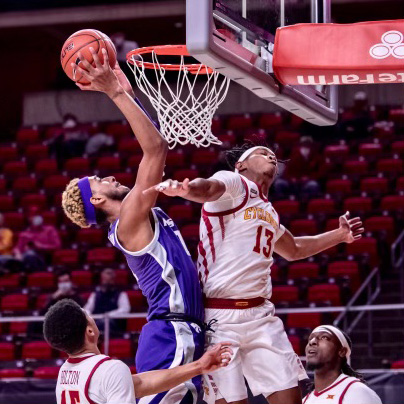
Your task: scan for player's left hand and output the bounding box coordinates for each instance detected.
[197,342,233,374]
[339,211,364,243]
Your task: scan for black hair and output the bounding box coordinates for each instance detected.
[340,331,366,383]
[56,269,71,280]
[43,299,88,355]
[63,113,77,122]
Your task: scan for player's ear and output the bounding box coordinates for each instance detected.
[235,161,244,172]
[90,195,106,207]
[338,346,348,358]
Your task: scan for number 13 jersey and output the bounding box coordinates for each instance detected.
[197,171,285,300]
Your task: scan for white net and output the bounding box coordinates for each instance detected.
[127,51,230,149]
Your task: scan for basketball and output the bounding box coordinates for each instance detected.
[60,29,117,84]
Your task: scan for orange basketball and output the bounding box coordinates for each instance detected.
[60,29,117,85]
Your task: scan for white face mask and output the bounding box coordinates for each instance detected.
[31,215,44,227]
[63,119,77,129]
[300,146,311,158]
[58,281,72,293]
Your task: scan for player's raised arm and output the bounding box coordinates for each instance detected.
[132,343,232,398]
[274,212,364,261]
[75,48,167,251]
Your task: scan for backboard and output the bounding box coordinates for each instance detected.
[186,0,338,126]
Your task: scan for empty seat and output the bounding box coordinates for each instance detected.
[52,249,79,266]
[20,193,47,210]
[108,339,133,359]
[127,154,142,169]
[87,248,116,264]
[346,237,378,264]
[35,159,58,175]
[271,286,299,304]
[192,149,219,165]
[380,195,404,211]
[307,199,335,214]
[0,146,18,162]
[77,228,104,245]
[168,204,193,221]
[343,160,368,175]
[397,177,404,191]
[36,293,51,310]
[324,145,349,159]
[326,179,352,194]
[126,290,146,310]
[22,341,52,359]
[64,157,90,174]
[166,150,186,167]
[42,211,58,226]
[105,122,132,139]
[288,334,302,355]
[117,139,141,154]
[358,142,382,157]
[9,321,28,335]
[0,177,5,192]
[0,342,15,361]
[0,368,25,378]
[289,219,317,236]
[27,272,55,289]
[115,270,129,286]
[275,131,300,148]
[127,318,148,333]
[17,127,40,144]
[43,174,70,192]
[3,161,28,177]
[3,212,25,230]
[0,273,21,288]
[173,169,199,181]
[219,132,237,146]
[12,176,38,193]
[273,200,300,215]
[328,261,360,291]
[360,177,388,193]
[343,197,372,213]
[392,140,404,155]
[1,294,29,311]
[364,216,394,237]
[114,172,135,188]
[96,156,121,171]
[0,196,15,211]
[227,114,253,130]
[258,113,282,129]
[288,263,319,279]
[391,360,404,369]
[25,144,49,160]
[180,224,200,239]
[33,367,60,379]
[308,284,341,306]
[71,271,93,287]
[377,158,403,175]
[287,313,321,329]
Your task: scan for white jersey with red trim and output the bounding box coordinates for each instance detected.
[198,171,286,299]
[303,374,382,404]
[56,354,136,404]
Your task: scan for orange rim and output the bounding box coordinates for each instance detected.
[127,45,213,74]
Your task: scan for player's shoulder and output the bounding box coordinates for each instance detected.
[211,170,241,181]
[94,358,131,381]
[342,378,382,404]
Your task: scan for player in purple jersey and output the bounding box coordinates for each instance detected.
[62,48,204,404]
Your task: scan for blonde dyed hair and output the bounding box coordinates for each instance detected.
[62,178,91,228]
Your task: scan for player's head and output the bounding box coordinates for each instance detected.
[225,142,278,181]
[43,299,100,355]
[306,325,363,380]
[62,176,130,228]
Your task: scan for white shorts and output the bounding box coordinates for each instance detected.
[203,301,308,403]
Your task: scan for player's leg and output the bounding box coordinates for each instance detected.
[266,386,302,404]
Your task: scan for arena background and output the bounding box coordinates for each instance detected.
[0,1,404,403]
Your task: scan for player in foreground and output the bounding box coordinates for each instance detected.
[62,48,204,403]
[304,325,382,404]
[44,299,232,404]
[146,143,365,404]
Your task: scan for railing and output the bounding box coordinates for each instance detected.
[1,304,404,356]
[392,229,404,301]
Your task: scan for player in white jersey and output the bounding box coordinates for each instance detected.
[304,325,382,404]
[43,299,233,404]
[146,143,364,404]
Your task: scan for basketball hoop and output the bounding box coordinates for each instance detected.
[127,45,230,148]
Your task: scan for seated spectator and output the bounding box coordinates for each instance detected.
[44,270,83,312]
[84,268,130,332]
[85,131,115,156]
[111,32,139,63]
[15,214,61,269]
[0,213,14,262]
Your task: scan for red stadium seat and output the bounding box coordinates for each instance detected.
[52,249,79,266]
[0,196,15,211]
[173,169,199,181]
[389,108,404,124]
[392,140,404,155]
[9,321,28,334]
[364,216,395,237]
[87,248,116,264]
[270,264,280,282]
[114,173,135,188]
[36,294,50,310]
[77,228,104,245]
[308,284,341,306]
[346,237,378,264]
[288,263,319,279]
[271,286,299,304]
[258,113,282,129]
[0,146,18,162]
[3,212,25,230]
[289,219,317,236]
[12,176,38,193]
[33,367,60,379]
[35,159,58,175]
[227,114,253,130]
[1,294,29,311]
[168,204,193,221]
[211,116,222,133]
[0,369,25,378]
[380,196,404,212]
[0,343,15,361]
[397,177,404,191]
[71,271,93,287]
[343,160,368,175]
[127,317,148,332]
[360,177,388,194]
[16,127,40,144]
[343,197,372,213]
[166,150,186,167]
[3,161,28,177]
[328,261,360,291]
[64,157,90,174]
[391,360,404,369]
[273,200,300,215]
[105,122,132,139]
[43,175,70,193]
[117,139,141,154]
[220,131,237,146]
[326,179,352,194]
[244,128,268,143]
[192,149,219,165]
[358,142,382,157]
[0,177,5,192]
[22,341,52,359]
[0,273,21,288]
[180,224,200,239]
[275,131,300,148]
[20,193,47,210]
[288,334,302,355]
[126,290,146,310]
[115,270,129,286]
[324,145,349,159]
[307,199,335,214]
[108,339,133,359]
[25,144,49,160]
[287,313,322,329]
[96,156,121,171]
[27,272,55,289]
[325,218,340,232]
[127,154,142,169]
[42,211,58,226]
[377,158,403,175]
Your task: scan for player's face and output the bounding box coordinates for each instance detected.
[84,311,100,343]
[89,176,130,201]
[245,148,277,178]
[305,331,341,370]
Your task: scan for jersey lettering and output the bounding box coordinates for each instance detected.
[61,390,80,404]
[253,226,274,258]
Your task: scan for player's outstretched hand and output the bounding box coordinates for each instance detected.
[143,178,191,198]
[73,48,123,99]
[339,211,364,243]
[197,342,233,374]
[113,62,135,97]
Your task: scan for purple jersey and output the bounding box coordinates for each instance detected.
[108,208,203,322]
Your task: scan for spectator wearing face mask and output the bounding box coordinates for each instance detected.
[0,213,14,262]
[84,268,130,332]
[110,32,139,64]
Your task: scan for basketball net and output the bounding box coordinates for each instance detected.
[127,46,230,148]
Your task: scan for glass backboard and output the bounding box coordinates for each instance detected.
[186,0,338,125]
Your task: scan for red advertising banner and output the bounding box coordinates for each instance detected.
[273,20,404,85]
